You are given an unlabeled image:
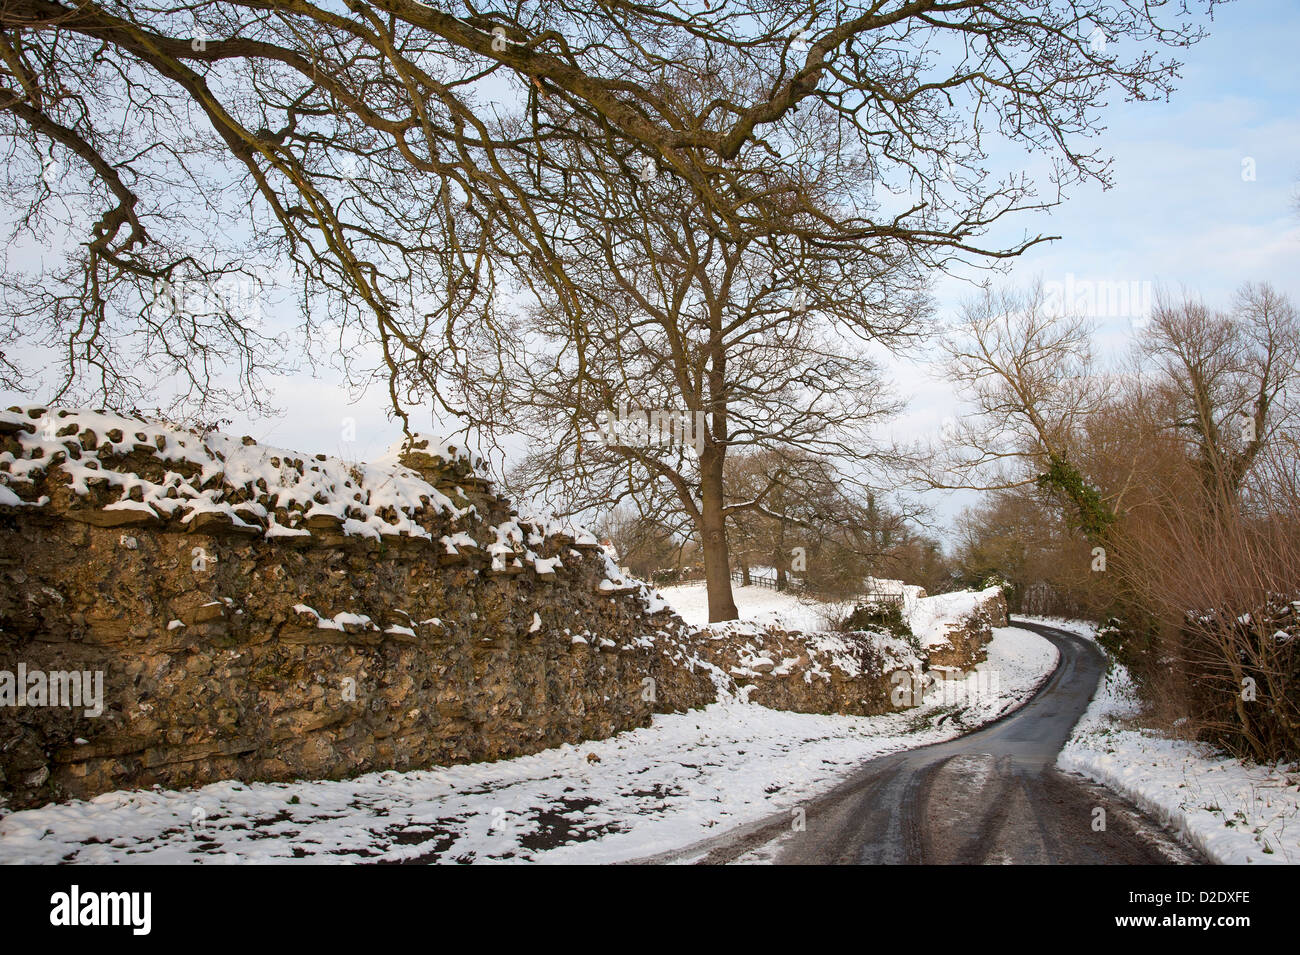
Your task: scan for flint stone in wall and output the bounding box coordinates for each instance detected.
[0,410,715,809]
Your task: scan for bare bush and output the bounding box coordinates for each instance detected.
[1114,444,1300,761]
[948,282,1300,762]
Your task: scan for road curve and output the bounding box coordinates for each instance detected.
[645,621,1202,865]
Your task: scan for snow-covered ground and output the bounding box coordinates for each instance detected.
[1014,616,1099,641]
[907,585,1004,650]
[0,613,1058,864]
[662,579,969,639]
[1031,617,1300,865]
[664,580,844,632]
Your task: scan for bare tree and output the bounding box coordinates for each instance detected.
[940,282,1115,539]
[498,113,925,620]
[594,504,693,583]
[1,1,1218,428]
[952,484,1101,615]
[947,281,1300,760]
[1142,284,1300,502]
[725,448,901,595]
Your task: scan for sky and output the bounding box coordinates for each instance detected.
[883,0,1300,527]
[5,0,1298,540]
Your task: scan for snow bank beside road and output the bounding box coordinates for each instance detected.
[1015,616,1100,641]
[1051,620,1300,864]
[0,626,1057,864]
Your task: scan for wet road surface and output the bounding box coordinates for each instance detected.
[642,621,1202,865]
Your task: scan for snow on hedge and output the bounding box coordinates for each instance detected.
[661,581,1002,655]
[659,581,1013,687]
[1053,619,1300,865]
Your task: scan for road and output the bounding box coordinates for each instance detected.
[645,620,1202,865]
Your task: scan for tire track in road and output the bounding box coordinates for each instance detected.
[640,621,1203,865]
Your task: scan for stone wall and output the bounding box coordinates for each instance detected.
[0,406,1020,811]
[917,588,1009,671]
[0,407,715,809]
[692,622,923,716]
[689,587,1011,716]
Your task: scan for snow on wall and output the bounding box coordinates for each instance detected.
[0,405,621,591]
[0,406,719,808]
[907,586,1006,649]
[0,406,464,534]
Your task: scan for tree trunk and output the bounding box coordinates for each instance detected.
[699,449,739,621]
[774,517,788,591]
[741,556,751,587]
